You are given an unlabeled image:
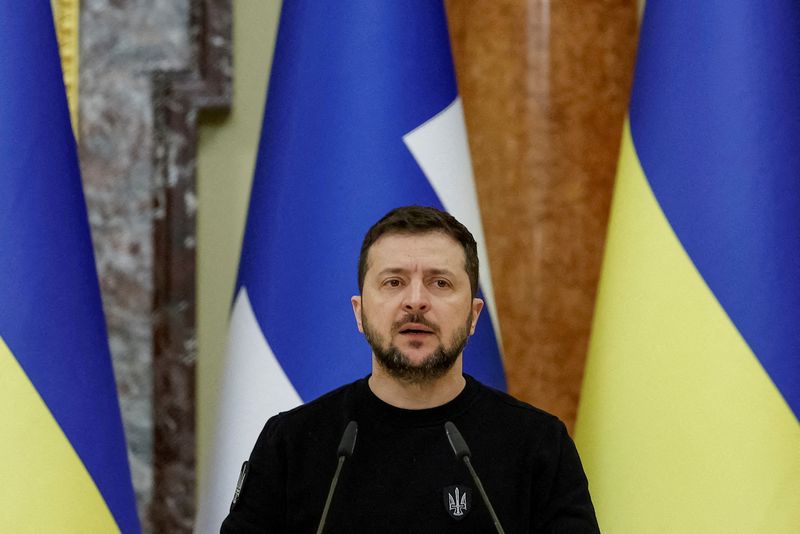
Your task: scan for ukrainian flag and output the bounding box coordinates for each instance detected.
[575,2,800,532]
[0,4,140,532]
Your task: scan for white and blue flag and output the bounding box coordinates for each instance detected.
[197,2,505,530]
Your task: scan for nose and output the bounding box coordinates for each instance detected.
[402,280,430,313]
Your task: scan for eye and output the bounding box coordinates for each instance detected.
[432,278,452,289]
[383,278,402,288]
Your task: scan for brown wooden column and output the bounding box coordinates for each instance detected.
[446,0,638,431]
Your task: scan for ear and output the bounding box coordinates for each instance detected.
[469,298,484,335]
[351,295,364,333]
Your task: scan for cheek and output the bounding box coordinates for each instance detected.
[361,300,393,326]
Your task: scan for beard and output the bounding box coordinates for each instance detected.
[362,310,473,384]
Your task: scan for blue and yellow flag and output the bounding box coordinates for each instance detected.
[0,4,140,533]
[196,2,505,530]
[575,2,800,532]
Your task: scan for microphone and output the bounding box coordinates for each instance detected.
[444,421,506,534]
[316,421,358,534]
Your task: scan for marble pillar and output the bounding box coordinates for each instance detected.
[79,1,230,531]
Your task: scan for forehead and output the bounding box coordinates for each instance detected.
[366,231,466,273]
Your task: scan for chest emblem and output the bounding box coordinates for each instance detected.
[443,485,472,520]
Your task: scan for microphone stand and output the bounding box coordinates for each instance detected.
[316,421,358,534]
[445,421,506,534]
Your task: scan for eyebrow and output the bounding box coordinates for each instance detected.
[376,267,456,278]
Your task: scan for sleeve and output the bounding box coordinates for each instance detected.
[532,420,601,533]
[220,415,287,533]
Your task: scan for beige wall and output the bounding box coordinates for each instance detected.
[195,0,282,485]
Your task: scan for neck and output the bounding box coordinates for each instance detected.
[368,357,466,409]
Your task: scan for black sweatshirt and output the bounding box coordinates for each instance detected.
[221,375,599,533]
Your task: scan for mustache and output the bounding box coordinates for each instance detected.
[391,314,440,334]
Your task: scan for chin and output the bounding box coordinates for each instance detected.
[403,354,437,368]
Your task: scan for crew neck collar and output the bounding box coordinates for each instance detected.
[355,374,480,428]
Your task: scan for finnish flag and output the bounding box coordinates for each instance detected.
[197,2,505,530]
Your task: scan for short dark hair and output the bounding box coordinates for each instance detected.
[358,206,479,297]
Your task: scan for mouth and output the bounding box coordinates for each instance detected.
[397,323,436,336]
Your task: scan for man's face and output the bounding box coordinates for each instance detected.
[351,231,484,383]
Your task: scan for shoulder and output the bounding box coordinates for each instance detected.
[468,377,570,447]
[275,379,358,420]
[258,378,362,446]
[472,377,563,425]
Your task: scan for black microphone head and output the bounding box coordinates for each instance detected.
[444,421,471,461]
[337,420,358,458]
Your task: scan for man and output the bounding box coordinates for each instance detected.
[221,206,599,533]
